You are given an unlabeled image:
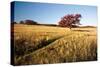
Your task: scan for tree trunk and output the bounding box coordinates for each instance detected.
[69,26,72,30]
[70,27,71,30]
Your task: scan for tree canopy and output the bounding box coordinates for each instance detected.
[58,14,82,29]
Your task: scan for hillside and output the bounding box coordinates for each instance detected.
[12,24,97,65]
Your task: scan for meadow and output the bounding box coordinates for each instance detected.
[12,24,97,65]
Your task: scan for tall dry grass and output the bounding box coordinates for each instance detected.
[12,24,97,65]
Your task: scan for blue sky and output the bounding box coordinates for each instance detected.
[13,1,97,26]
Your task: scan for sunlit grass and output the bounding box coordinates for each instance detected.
[12,24,97,65]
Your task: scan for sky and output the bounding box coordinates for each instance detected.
[13,1,98,26]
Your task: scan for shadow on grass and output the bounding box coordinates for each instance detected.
[14,35,65,58]
[27,35,65,53]
[72,30,91,32]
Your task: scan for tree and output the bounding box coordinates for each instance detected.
[11,22,17,24]
[25,20,38,25]
[58,14,82,29]
[20,21,24,24]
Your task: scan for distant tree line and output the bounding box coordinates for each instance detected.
[11,20,38,25]
[11,14,82,29]
[11,20,58,27]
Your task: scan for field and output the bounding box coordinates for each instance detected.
[12,24,97,65]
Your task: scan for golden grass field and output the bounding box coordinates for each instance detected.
[12,24,97,65]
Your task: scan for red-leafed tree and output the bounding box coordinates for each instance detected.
[58,14,82,29]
